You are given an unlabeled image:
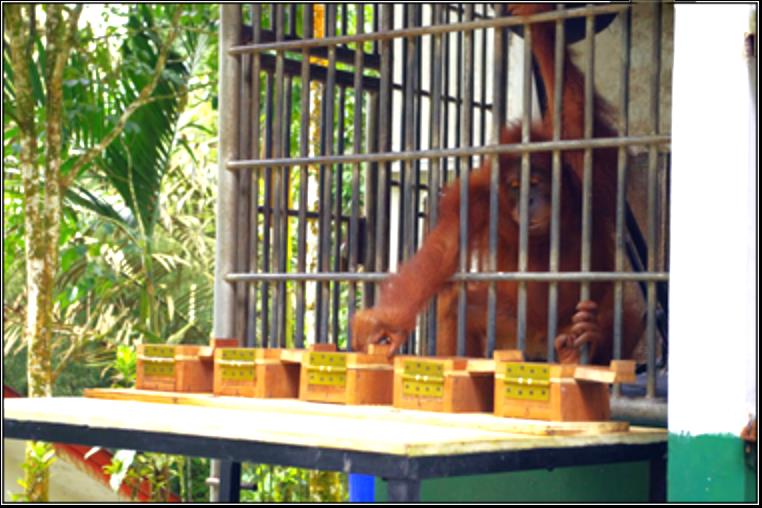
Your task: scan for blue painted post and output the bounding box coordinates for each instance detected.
[349,474,375,502]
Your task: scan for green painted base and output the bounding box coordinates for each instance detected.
[668,433,757,502]
[375,462,650,502]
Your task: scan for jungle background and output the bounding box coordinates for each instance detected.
[3,4,347,502]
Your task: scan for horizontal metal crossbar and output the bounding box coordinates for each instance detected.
[225,271,669,283]
[227,135,671,171]
[229,5,628,55]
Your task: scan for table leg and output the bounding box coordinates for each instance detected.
[649,450,667,502]
[219,460,242,502]
[387,478,420,502]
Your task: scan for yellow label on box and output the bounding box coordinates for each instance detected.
[503,362,550,401]
[219,348,256,382]
[306,352,346,387]
[401,360,445,398]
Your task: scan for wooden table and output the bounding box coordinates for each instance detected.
[3,390,667,501]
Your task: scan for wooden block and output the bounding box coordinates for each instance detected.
[299,345,393,405]
[212,338,240,349]
[610,360,637,384]
[198,338,240,361]
[494,360,611,422]
[279,348,305,364]
[136,344,177,391]
[310,343,338,352]
[175,345,215,392]
[573,366,617,384]
[213,347,256,397]
[393,356,494,413]
[467,359,496,374]
[367,343,393,357]
[574,361,637,385]
[493,350,525,362]
[255,348,300,398]
[214,348,301,398]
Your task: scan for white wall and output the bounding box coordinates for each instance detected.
[669,4,757,436]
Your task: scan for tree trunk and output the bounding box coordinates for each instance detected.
[5,4,80,501]
[7,3,184,501]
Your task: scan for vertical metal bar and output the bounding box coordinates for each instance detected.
[332,87,346,346]
[288,4,296,37]
[646,2,662,397]
[262,73,274,347]
[280,76,292,347]
[479,4,488,151]
[295,5,313,349]
[341,4,348,36]
[372,3,379,55]
[402,5,419,354]
[487,3,504,359]
[364,92,378,308]
[348,4,364,349]
[426,3,443,356]
[236,40,252,346]
[455,7,463,179]
[403,7,416,262]
[413,5,423,261]
[501,17,510,119]
[248,4,262,348]
[517,17,532,352]
[272,4,286,347]
[375,5,393,299]
[397,5,409,277]
[547,5,566,362]
[218,461,242,503]
[364,109,379,296]
[649,449,667,502]
[457,4,474,357]
[319,5,337,344]
[614,6,631,371]
[387,479,421,502]
[441,8,451,185]
[215,4,241,342]
[579,12,595,364]
[213,6,241,502]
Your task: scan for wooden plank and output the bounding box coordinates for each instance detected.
[279,348,304,364]
[493,350,525,362]
[84,388,628,436]
[574,361,637,384]
[5,396,666,458]
[610,360,637,383]
[466,359,495,374]
[574,366,617,384]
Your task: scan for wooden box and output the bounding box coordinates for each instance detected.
[213,347,300,398]
[299,344,393,405]
[136,344,177,391]
[393,356,495,413]
[493,350,635,422]
[136,339,238,392]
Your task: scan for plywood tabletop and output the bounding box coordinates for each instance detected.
[4,391,666,458]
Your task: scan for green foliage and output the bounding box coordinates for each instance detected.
[96,6,189,238]
[240,464,348,502]
[112,344,137,387]
[3,4,221,379]
[4,4,368,502]
[105,450,175,502]
[11,442,56,502]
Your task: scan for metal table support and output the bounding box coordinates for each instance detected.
[4,415,666,502]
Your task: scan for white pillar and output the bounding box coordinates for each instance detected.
[669,3,756,437]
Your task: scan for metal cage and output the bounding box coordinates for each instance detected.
[216,4,672,424]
